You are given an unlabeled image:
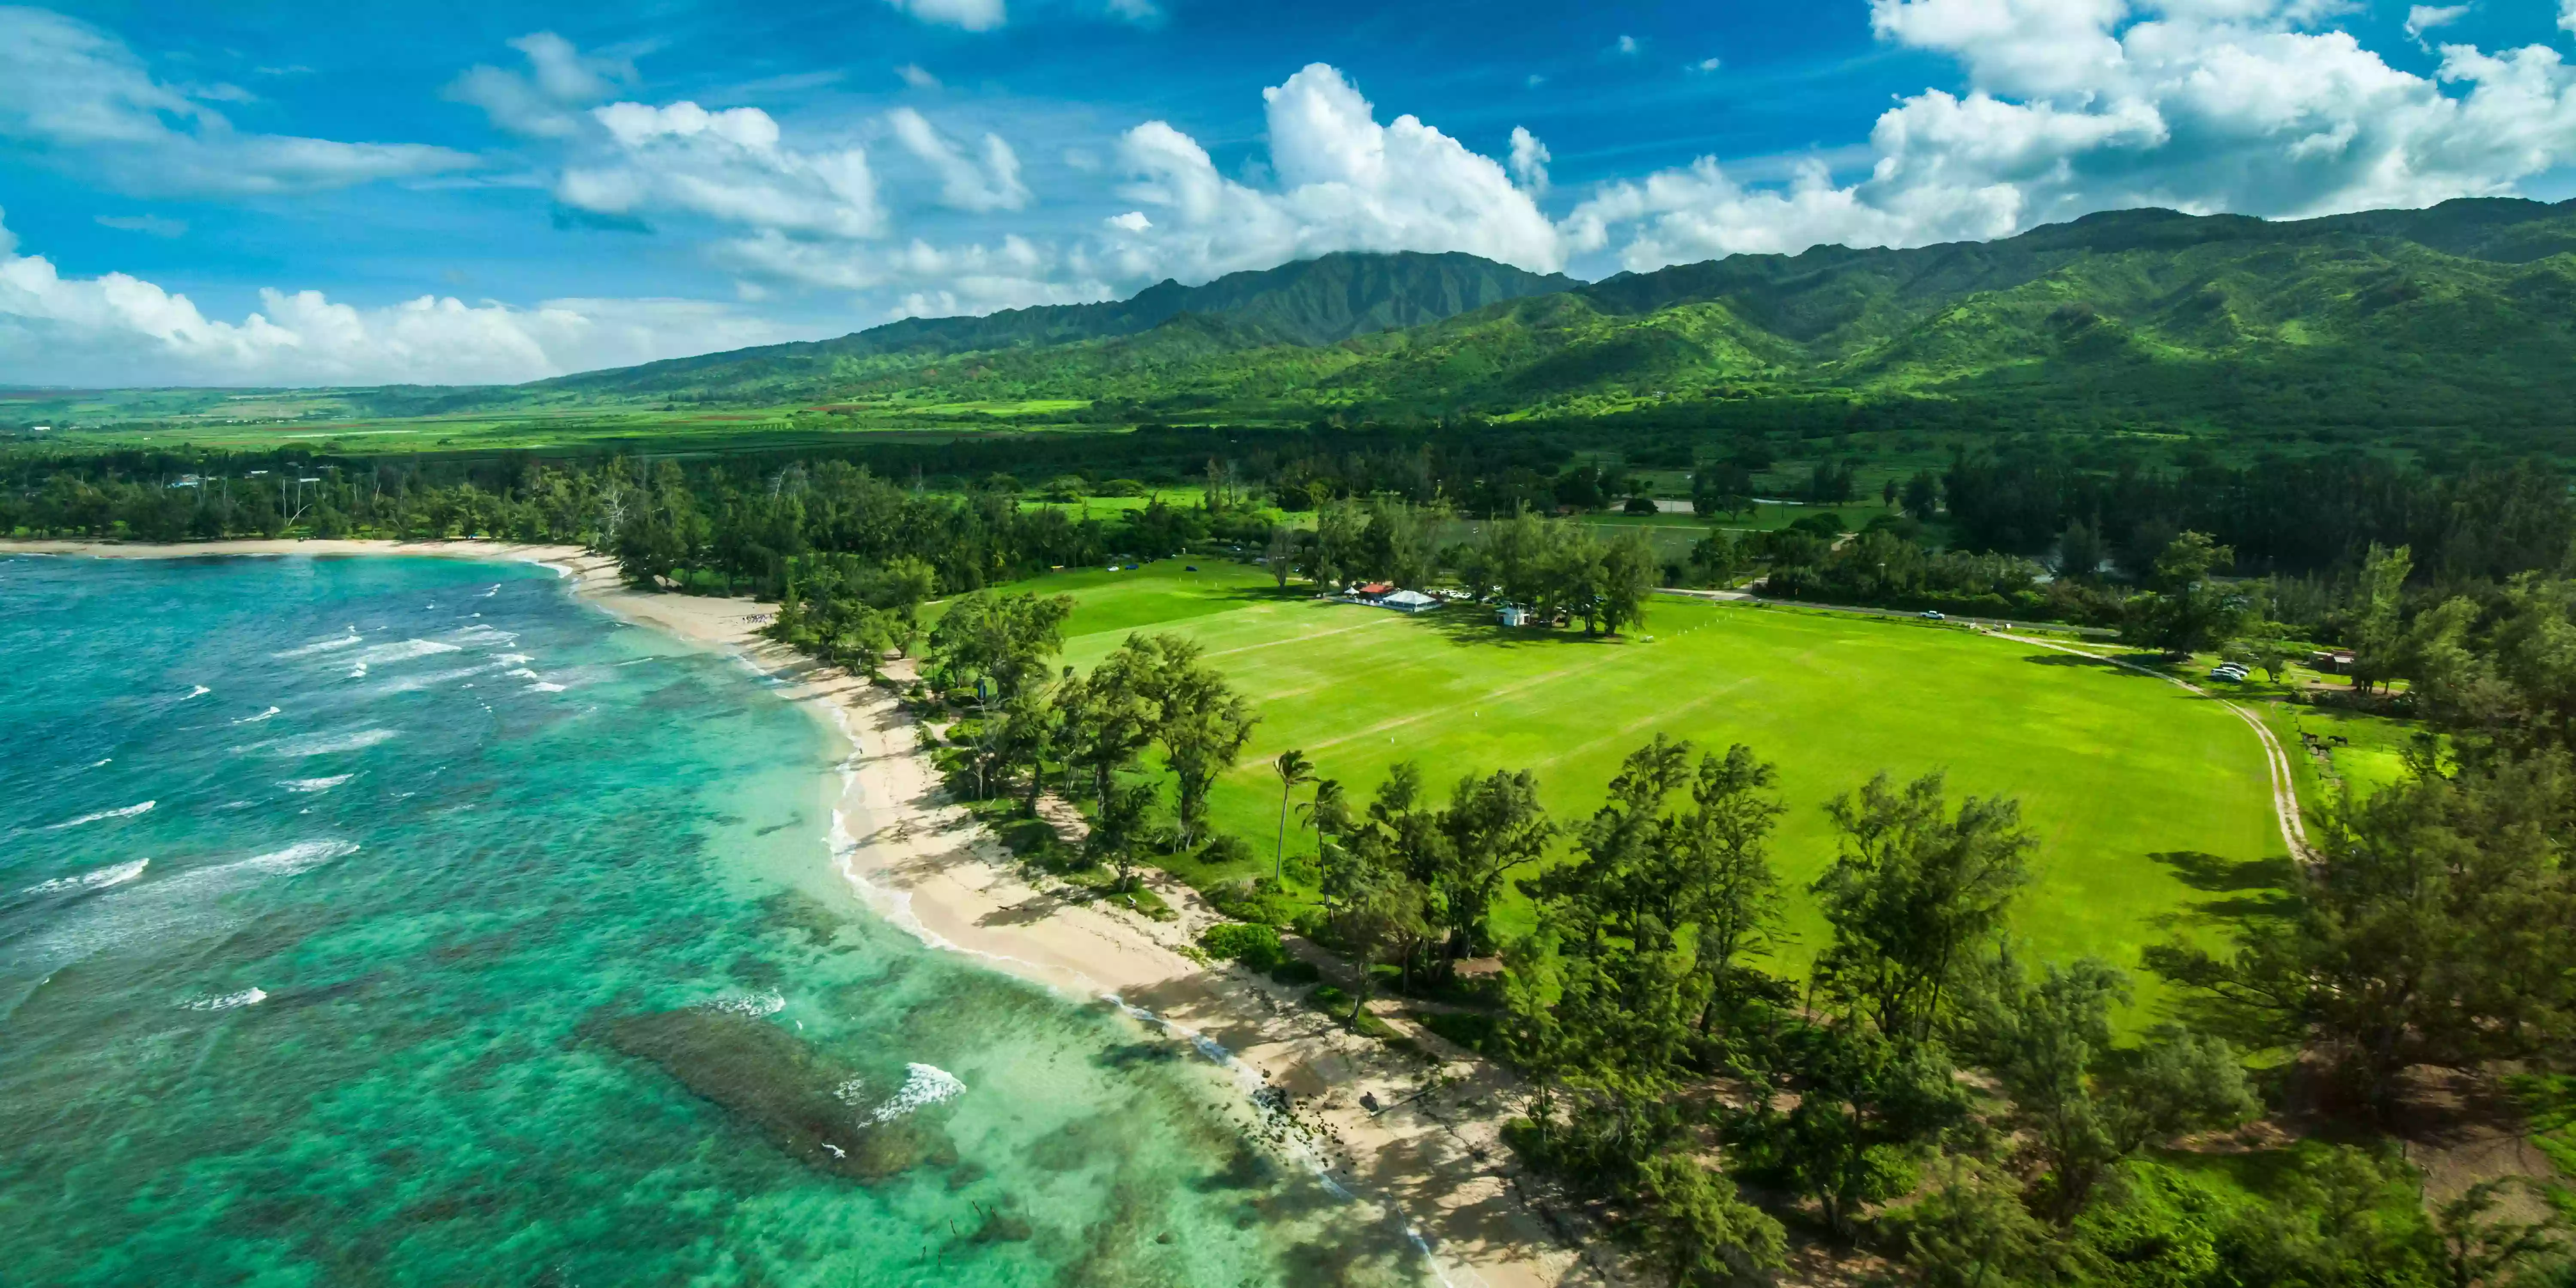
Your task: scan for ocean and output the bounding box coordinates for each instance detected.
[0,553,1422,1287]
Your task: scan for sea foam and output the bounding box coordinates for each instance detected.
[275,632,362,658]
[180,988,267,1011]
[224,839,359,877]
[869,1063,966,1123]
[232,706,282,724]
[279,775,352,793]
[702,990,786,1017]
[252,728,398,757]
[20,857,149,894]
[353,639,461,667]
[45,800,155,829]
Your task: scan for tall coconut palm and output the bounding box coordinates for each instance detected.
[1272,749,1314,883]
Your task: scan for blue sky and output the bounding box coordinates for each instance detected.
[2,0,2573,386]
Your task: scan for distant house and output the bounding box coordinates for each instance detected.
[1498,605,1529,627]
[1354,581,1394,600]
[2310,649,2358,674]
[1381,589,1437,613]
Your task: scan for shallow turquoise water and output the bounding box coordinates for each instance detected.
[0,555,1421,1288]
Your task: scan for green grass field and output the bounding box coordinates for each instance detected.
[1005,560,2284,1014]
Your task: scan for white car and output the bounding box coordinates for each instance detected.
[1918,610,1946,621]
[2210,664,2248,680]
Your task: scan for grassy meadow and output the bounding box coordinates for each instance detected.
[1005,560,2283,1014]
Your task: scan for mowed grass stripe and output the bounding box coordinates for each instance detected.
[1034,562,2275,1015]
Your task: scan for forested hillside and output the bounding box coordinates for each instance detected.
[493,197,2576,443]
[517,250,1574,403]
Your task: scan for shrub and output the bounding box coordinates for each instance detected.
[1199,922,1288,972]
[1194,833,1255,869]
[1207,875,1297,926]
[1417,1009,1498,1054]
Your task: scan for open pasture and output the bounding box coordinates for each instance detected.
[1034,562,2284,1007]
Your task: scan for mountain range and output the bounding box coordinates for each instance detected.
[476,198,2576,438]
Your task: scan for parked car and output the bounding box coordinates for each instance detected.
[1919,610,1947,621]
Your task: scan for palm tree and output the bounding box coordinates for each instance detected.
[1271,749,1314,883]
[1299,778,1349,905]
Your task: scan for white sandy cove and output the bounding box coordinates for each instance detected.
[7,538,1601,1288]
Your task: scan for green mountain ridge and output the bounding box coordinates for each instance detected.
[487,197,2576,439]
[530,250,1576,401]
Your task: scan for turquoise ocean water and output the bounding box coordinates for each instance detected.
[0,555,1422,1288]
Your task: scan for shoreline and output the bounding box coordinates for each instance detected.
[4,538,1594,1288]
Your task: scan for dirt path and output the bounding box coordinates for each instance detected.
[1995,631,2315,864]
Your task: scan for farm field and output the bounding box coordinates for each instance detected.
[1015,561,2284,1014]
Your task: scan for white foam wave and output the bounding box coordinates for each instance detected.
[275,632,362,658]
[506,665,566,693]
[181,685,210,701]
[10,841,355,972]
[482,584,501,598]
[495,653,532,665]
[832,1075,869,1106]
[21,857,149,894]
[45,800,154,829]
[702,990,786,1017]
[232,706,282,724]
[374,663,500,694]
[279,775,352,794]
[447,625,516,647]
[348,664,367,679]
[181,987,267,1011]
[869,1063,965,1123]
[253,728,397,757]
[225,838,359,877]
[353,638,460,667]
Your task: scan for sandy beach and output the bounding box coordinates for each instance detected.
[6,538,1599,1288]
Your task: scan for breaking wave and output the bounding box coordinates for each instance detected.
[225,839,359,878]
[20,857,149,894]
[701,991,786,1017]
[870,1063,966,1123]
[45,800,154,829]
[232,706,281,724]
[253,728,398,757]
[279,775,352,794]
[275,632,362,658]
[353,639,461,667]
[180,988,267,1011]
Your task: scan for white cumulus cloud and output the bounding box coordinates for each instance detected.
[0,210,787,386]
[2403,5,2470,39]
[1508,126,1552,194]
[885,0,1005,31]
[445,32,637,138]
[887,108,1031,211]
[0,7,473,195]
[1569,0,2576,272]
[558,101,882,240]
[1106,64,1564,282]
